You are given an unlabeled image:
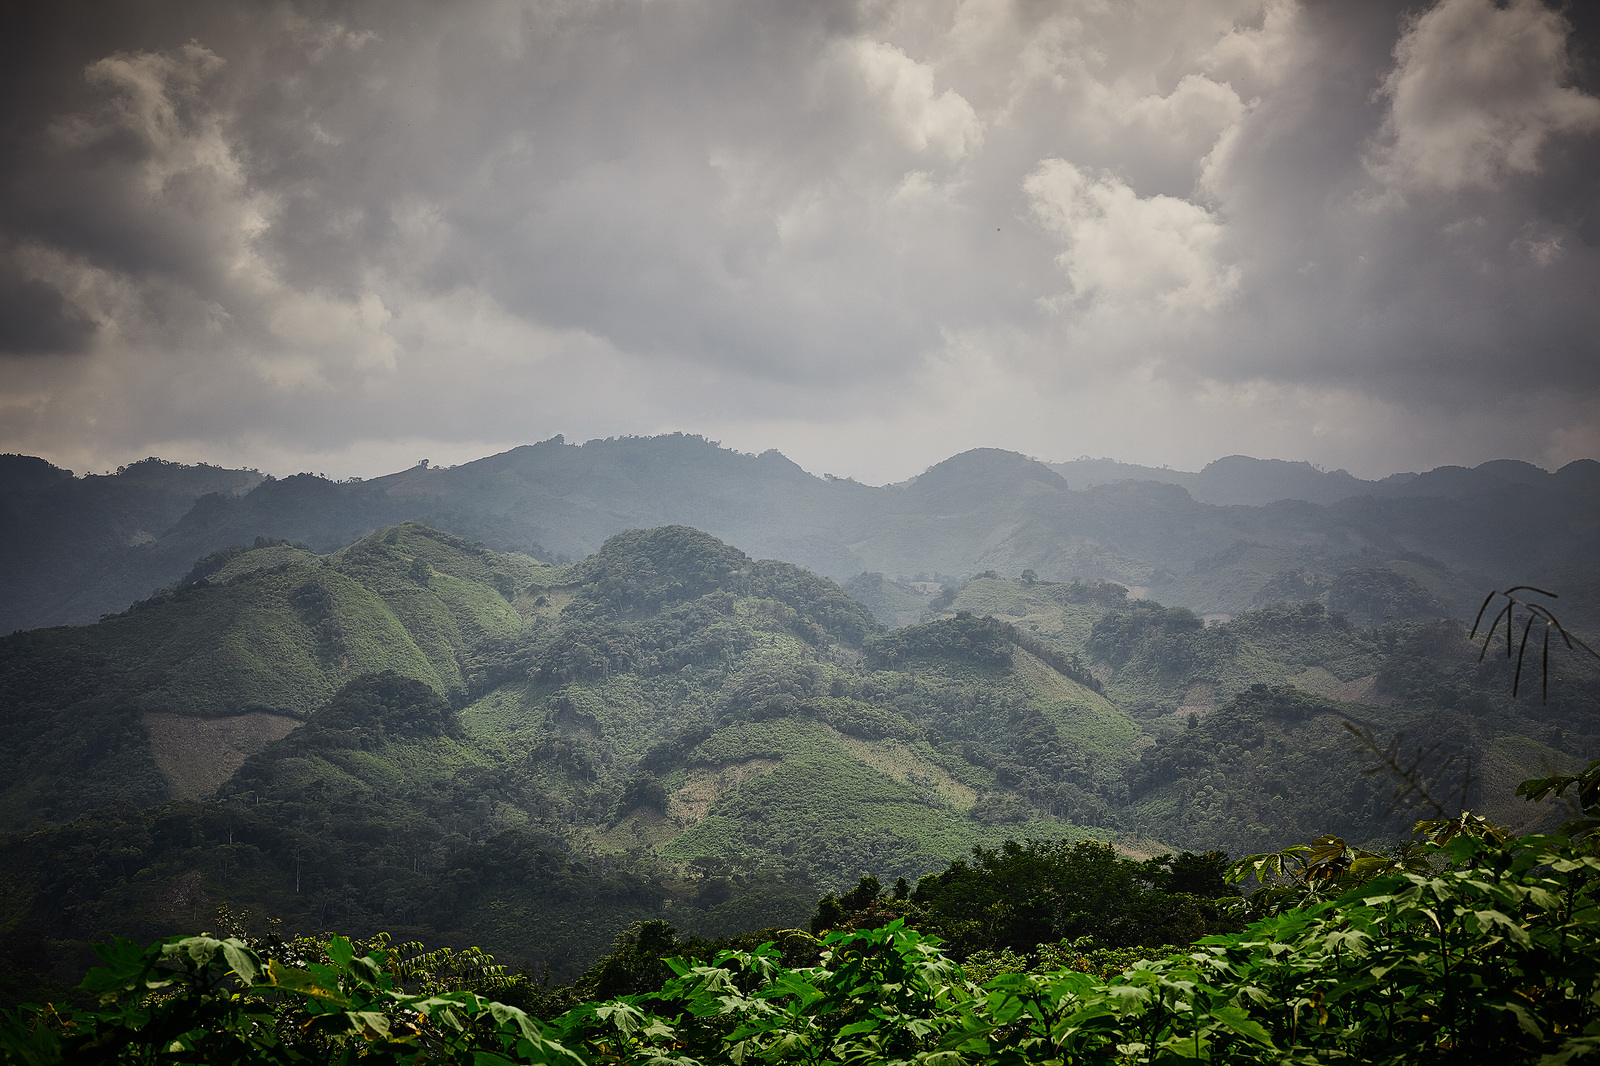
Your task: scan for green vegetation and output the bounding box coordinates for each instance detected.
[1,518,1597,1032]
[0,526,1140,993]
[6,811,1600,1063]
[808,839,1236,957]
[0,524,545,832]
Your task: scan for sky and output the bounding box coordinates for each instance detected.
[1,0,1598,484]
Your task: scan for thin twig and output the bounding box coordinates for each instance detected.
[1514,612,1534,697]
[1344,722,1469,817]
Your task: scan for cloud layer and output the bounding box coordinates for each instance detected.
[1,0,1597,481]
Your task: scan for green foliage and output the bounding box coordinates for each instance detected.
[0,932,582,1065]
[567,527,751,617]
[1519,758,1600,837]
[961,938,1175,984]
[550,828,1600,1063]
[1328,564,1449,626]
[661,719,1041,889]
[549,920,820,1009]
[182,537,312,587]
[840,572,932,626]
[1223,602,1374,676]
[1061,579,1133,607]
[0,524,546,831]
[1121,684,1436,856]
[16,823,1600,1064]
[6,519,1599,1027]
[867,612,1014,671]
[303,673,458,740]
[900,839,1238,956]
[1087,602,1205,670]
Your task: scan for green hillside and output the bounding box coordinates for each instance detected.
[0,525,1129,988]
[0,523,543,828]
[931,574,1600,855]
[1,521,1595,999]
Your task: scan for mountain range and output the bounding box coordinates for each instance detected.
[3,436,1597,635]
[1047,454,1589,506]
[2,435,1596,995]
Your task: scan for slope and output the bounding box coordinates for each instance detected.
[0,523,544,830]
[0,455,263,632]
[0,524,1143,985]
[927,573,1600,855]
[2,523,1596,995]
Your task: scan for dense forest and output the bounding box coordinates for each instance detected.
[6,778,1600,1063]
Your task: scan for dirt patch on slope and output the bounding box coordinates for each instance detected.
[669,759,780,823]
[1176,680,1218,717]
[144,712,301,800]
[822,726,978,811]
[1289,669,1390,706]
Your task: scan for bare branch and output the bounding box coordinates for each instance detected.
[1343,721,1465,818]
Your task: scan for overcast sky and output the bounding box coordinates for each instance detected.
[1,0,1597,483]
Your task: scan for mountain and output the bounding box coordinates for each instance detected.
[1048,455,1392,506]
[937,574,1596,848]
[0,455,263,632]
[3,521,1595,995]
[3,438,1596,633]
[0,525,1123,986]
[1047,453,1600,507]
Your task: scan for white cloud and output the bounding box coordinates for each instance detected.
[1120,73,1244,151]
[1512,221,1564,267]
[841,38,983,160]
[1201,0,1302,96]
[37,37,405,394]
[66,43,233,188]
[1367,0,1600,193]
[1025,159,1238,315]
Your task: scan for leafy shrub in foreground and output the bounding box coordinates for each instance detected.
[0,932,580,1065]
[6,826,1600,1063]
[572,832,1600,1063]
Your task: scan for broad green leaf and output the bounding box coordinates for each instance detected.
[219,939,260,985]
[266,959,351,1006]
[1209,1005,1276,1048]
[325,935,355,969]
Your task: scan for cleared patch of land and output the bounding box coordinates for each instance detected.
[821,726,978,811]
[144,711,300,800]
[669,758,781,824]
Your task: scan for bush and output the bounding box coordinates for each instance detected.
[16,828,1599,1064]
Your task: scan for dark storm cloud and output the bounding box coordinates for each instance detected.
[0,0,1596,479]
[0,253,93,355]
[1187,0,1600,399]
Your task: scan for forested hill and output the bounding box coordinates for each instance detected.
[0,455,264,633]
[2,521,1594,994]
[3,436,1597,633]
[0,523,1120,987]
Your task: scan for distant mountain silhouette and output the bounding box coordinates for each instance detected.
[1048,454,1599,508]
[2,437,1595,632]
